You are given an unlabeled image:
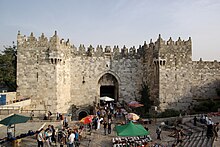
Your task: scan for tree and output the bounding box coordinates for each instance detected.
[0,43,17,91]
[137,83,151,117]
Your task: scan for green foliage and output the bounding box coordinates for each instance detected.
[193,100,220,112]
[136,83,151,117]
[157,109,180,118]
[0,44,17,91]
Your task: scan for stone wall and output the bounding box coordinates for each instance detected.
[191,60,220,100]
[16,31,220,113]
[17,31,144,113]
[156,35,220,111]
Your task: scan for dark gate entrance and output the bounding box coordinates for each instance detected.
[100,86,115,99]
[98,73,119,103]
[78,111,88,120]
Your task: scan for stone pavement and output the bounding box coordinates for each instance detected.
[0,120,173,147]
[0,116,219,147]
[213,130,220,147]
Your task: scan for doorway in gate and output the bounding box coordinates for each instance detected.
[78,111,88,120]
[100,86,115,99]
[98,73,119,104]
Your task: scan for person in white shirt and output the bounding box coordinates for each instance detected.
[207,118,214,125]
[68,130,75,147]
[7,125,13,139]
[37,128,44,147]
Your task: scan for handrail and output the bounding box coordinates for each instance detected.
[0,106,21,110]
[20,109,47,114]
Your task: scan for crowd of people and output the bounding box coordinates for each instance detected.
[36,123,82,147]
[199,114,219,141]
[33,104,219,147]
[35,102,120,147]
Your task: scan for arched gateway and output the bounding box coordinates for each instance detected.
[98,73,119,102]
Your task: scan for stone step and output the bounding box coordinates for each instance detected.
[190,132,203,147]
[180,133,195,147]
[207,137,214,147]
[182,132,199,147]
[200,136,213,147]
[177,124,194,134]
[183,122,203,132]
[196,135,206,147]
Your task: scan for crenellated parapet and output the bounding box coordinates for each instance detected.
[17,31,72,50]
[192,58,220,69]
[149,35,193,66]
[17,31,193,62]
[154,34,191,47]
[167,36,191,46]
[17,31,145,59]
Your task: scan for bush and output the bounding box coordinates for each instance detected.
[193,104,209,112]
[157,109,180,118]
[193,100,220,113]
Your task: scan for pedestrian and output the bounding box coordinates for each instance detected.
[51,125,56,145]
[206,122,214,139]
[176,128,184,145]
[30,110,34,121]
[56,112,60,120]
[63,117,68,127]
[103,121,107,135]
[213,122,219,141]
[48,111,52,120]
[7,125,13,139]
[193,116,197,126]
[67,130,75,147]
[44,129,51,147]
[59,128,67,147]
[37,128,44,147]
[97,117,101,130]
[156,126,162,140]
[94,116,98,130]
[74,129,80,147]
[108,120,112,134]
[202,114,206,124]
[108,112,112,121]
[97,110,101,118]
[44,112,48,120]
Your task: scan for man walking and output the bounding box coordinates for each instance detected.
[103,121,107,135]
[156,126,162,140]
[108,120,112,134]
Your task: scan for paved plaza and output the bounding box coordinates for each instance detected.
[0,115,219,147]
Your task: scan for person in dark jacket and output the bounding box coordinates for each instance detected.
[108,120,112,134]
[103,121,107,135]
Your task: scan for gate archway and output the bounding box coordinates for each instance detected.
[77,109,89,120]
[98,73,119,102]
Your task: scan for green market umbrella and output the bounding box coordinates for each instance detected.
[0,114,30,137]
[0,114,30,126]
[116,121,149,137]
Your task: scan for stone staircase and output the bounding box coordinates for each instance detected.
[169,120,214,147]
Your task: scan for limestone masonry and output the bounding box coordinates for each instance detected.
[16,31,220,113]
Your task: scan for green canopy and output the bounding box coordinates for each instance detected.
[116,121,150,136]
[0,113,30,126]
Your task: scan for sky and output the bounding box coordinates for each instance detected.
[0,0,219,61]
